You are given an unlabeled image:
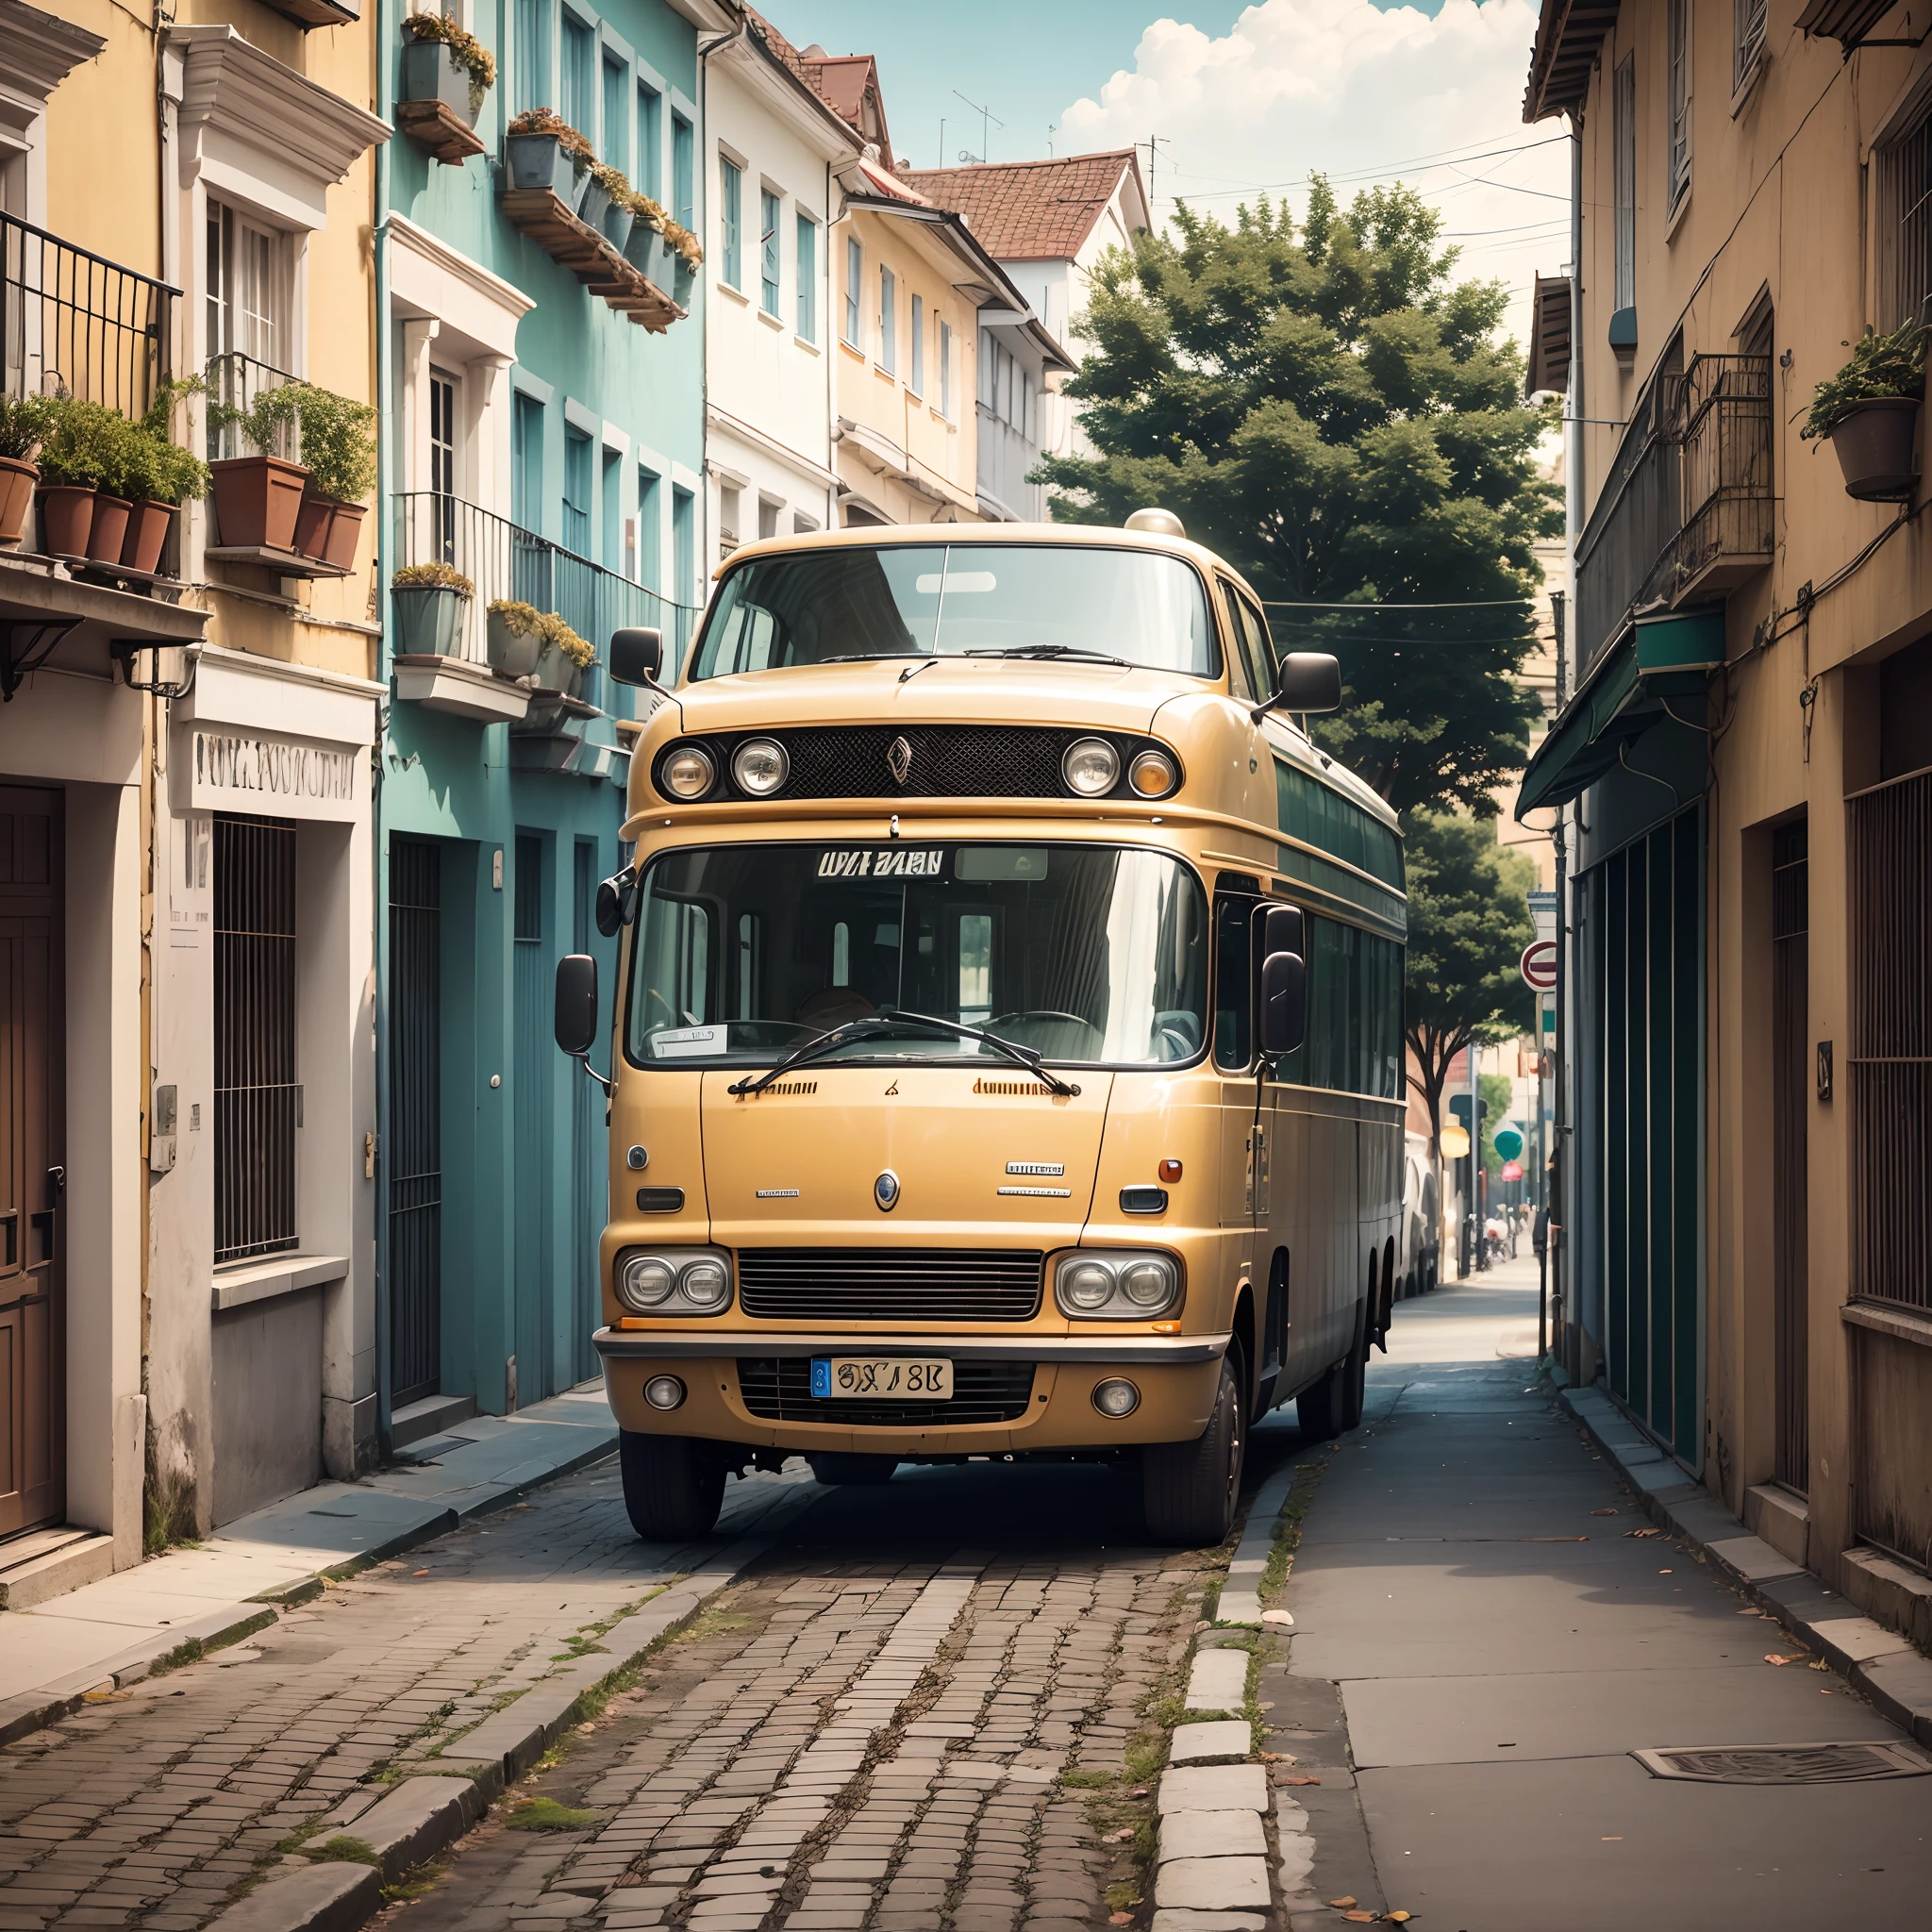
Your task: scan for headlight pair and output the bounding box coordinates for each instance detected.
[615,1247,733,1316]
[658,738,789,802]
[1054,1250,1180,1320]
[1061,738,1179,800]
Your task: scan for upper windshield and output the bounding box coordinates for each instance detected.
[688,544,1219,680]
[626,841,1208,1070]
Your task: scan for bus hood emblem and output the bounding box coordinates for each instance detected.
[874,1169,901,1211]
[887,735,913,785]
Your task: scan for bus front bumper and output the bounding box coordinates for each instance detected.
[592,1328,1230,1453]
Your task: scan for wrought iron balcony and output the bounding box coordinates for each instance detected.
[391,491,698,715]
[1574,353,1772,676]
[1,210,177,417]
[206,350,304,462]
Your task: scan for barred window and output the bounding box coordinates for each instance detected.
[1878,105,1932,330]
[1667,0,1692,213]
[1614,56,1637,311]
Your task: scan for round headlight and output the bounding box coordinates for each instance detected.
[1092,1378,1141,1417]
[1120,1259,1174,1308]
[1128,749,1177,797]
[660,745,716,800]
[1062,1260,1115,1309]
[678,1257,730,1309]
[644,1374,686,1411]
[731,738,790,797]
[1062,737,1121,798]
[618,1256,675,1310]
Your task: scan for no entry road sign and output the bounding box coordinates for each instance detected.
[1521,940,1557,993]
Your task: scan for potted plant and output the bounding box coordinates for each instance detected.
[34,399,131,558]
[392,561,475,656]
[624,191,678,289]
[487,597,545,677]
[663,213,703,309]
[506,108,593,203]
[287,385,377,568]
[84,408,146,565]
[1801,320,1927,502]
[119,375,209,575]
[591,163,634,254]
[207,383,308,551]
[531,609,593,694]
[400,11,496,126]
[0,393,58,549]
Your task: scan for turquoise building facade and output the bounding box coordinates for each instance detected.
[374,0,717,1436]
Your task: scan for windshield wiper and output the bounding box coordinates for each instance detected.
[815,652,927,665]
[725,1010,1080,1099]
[965,644,1136,670]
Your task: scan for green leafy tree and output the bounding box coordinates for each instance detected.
[1041,183,1560,815]
[1402,808,1535,1161]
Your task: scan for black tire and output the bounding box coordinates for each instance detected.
[1339,1319,1368,1432]
[618,1428,724,1540]
[806,1452,897,1486]
[1142,1356,1246,1545]
[1295,1352,1345,1441]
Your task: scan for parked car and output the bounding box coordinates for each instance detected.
[1399,1131,1441,1300]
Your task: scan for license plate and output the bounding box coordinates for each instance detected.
[810,1357,953,1400]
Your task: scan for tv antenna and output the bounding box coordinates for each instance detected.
[953,89,1003,167]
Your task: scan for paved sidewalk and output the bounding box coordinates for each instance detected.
[1264,1261,1932,1931]
[0,1384,622,1742]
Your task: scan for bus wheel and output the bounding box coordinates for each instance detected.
[1142,1357,1245,1545]
[619,1429,724,1540]
[1339,1326,1368,1432]
[806,1453,898,1486]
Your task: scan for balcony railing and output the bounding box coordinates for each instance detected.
[1,211,176,414]
[392,491,699,710]
[1574,353,1772,675]
[206,350,304,462]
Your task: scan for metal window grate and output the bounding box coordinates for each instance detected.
[388,839,441,1407]
[1881,108,1932,330]
[1849,768,1932,1311]
[214,816,298,1264]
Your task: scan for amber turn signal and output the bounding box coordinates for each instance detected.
[1158,1158,1183,1183]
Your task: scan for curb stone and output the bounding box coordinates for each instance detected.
[171,1541,764,1932]
[1554,1382,1932,1745]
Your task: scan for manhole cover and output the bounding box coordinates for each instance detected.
[1633,1741,1932,1784]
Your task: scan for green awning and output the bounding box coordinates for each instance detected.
[1515,610,1721,819]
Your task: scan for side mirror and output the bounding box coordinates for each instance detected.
[1258,903,1304,962]
[595,865,639,939]
[609,626,664,688]
[1253,651,1342,721]
[1259,949,1307,1058]
[554,953,599,1058]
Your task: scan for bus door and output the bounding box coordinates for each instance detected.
[1211,889,1263,1294]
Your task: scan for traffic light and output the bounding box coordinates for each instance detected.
[1448,1093,1488,1128]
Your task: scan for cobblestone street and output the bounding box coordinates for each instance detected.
[0,1452,1238,1932]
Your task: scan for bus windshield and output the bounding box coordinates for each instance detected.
[688,544,1219,679]
[627,841,1208,1070]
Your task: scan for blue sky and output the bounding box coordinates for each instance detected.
[791,1,1560,341]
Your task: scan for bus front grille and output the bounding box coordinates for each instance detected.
[735,1357,1039,1425]
[736,1247,1045,1322]
[779,724,1068,799]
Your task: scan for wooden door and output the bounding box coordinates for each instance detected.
[0,786,64,1538]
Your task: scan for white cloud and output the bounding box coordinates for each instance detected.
[1058,0,1566,346]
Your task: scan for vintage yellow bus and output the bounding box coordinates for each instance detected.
[554,513,1407,1544]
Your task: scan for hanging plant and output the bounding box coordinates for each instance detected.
[1800,321,1928,441]
[507,107,594,163]
[403,11,496,118]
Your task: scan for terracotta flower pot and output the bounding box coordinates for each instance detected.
[322,501,366,571]
[121,499,175,575]
[86,493,133,564]
[293,493,335,560]
[38,484,94,558]
[0,456,36,548]
[1829,397,1922,502]
[486,608,541,678]
[210,455,308,551]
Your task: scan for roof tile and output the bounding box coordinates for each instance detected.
[903,151,1141,261]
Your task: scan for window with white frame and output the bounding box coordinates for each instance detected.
[1667,0,1691,214]
[1879,100,1932,329]
[879,264,896,374]
[844,236,862,346]
[759,186,781,316]
[637,79,662,199]
[560,10,594,137]
[909,293,924,394]
[1614,55,1636,312]
[207,197,289,371]
[602,51,627,169]
[720,156,742,289]
[796,212,817,341]
[673,111,693,231]
[1734,0,1766,93]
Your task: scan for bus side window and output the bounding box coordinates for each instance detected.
[1220,582,1258,701]
[1239,594,1278,693]
[1213,894,1254,1068]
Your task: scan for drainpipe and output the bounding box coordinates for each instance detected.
[372,1,394,1457]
